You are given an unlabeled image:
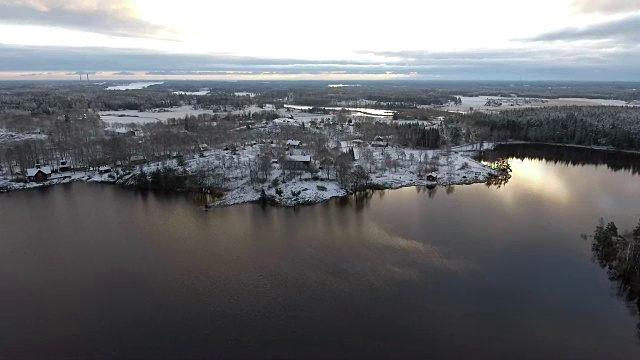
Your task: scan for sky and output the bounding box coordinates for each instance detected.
[0,0,640,81]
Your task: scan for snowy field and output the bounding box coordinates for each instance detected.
[172,90,210,96]
[99,106,219,124]
[440,96,640,113]
[234,92,256,97]
[284,105,395,117]
[0,128,47,143]
[105,82,165,90]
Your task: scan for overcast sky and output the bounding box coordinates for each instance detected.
[1,0,640,81]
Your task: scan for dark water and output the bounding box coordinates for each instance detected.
[1,145,640,360]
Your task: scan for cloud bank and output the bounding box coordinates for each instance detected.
[525,14,640,42]
[572,0,640,14]
[0,0,167,38]
[2,44,640,81]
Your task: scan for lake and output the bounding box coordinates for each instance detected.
[1,144,639,359]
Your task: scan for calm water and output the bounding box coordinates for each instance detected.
[1,145,640,359]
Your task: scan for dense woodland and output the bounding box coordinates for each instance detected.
[463,106,640,150]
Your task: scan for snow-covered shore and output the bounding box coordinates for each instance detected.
[209,146,496,208]
[1,145,496,207]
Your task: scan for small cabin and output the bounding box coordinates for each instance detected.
[59,159,71,173]
[26,164,52,183]
[286,154,311,170]
[286,140,301,148]
[129,155,146,165]
[371,136,389,148]
[98,166,112,174]
[426,172,438,182]
[199,144,209,152]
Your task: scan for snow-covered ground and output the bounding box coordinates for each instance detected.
[284,105,395,117]
[0,128,48,143]
[105,82,165,90]
[0,171,117,193]
[440,96,640,113]
[172,90,210,96]
[0,141,495,207]
[99,106,219,124]
[234,92,256,97]
[192,144,496,208]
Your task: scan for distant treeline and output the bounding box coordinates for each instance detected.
[463,106,640,150]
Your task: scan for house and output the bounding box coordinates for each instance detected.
[426,172,438,182]
[26,164,52,183]
[371,136,389,148]
[286,154,311,170]
[351,139,364,146]
[58,159,71,172]
[199,144,209,152]
[98,165,112,174]
[263,104,276,111]
[286,140,301,148]
[129,155,146,165]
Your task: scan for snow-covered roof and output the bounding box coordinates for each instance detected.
[371,141,388,147]
[286,140,301,146]
[287,155,311,162]
[98,166,112,171]
[427,172,438,178]
[26,166,52,177]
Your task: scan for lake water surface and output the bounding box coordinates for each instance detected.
[1,145,639,359]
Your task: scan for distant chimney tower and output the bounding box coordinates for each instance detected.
[86,74,89,81]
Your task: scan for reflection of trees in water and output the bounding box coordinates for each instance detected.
[485,173,512,189]
[335,189,378,210]
[588,218,640,340]
[482,144,640,175]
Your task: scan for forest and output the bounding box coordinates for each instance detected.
[462,106,640,150]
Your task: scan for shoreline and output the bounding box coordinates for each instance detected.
[13,139,636,207]
[1,146,498,207]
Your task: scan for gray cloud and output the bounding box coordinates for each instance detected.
[572,0,640,14]
[525,14,640,42]
[111,71,136,76]
[2,44,640,81]
[0,0,168,38]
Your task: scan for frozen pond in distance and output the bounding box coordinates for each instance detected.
[105,82,165,90]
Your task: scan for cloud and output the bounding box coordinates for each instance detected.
[572,0,640,14]
[524,14,640,42]
[0,0,168,38]
[111,71,135,76]
[2,44,640,81]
